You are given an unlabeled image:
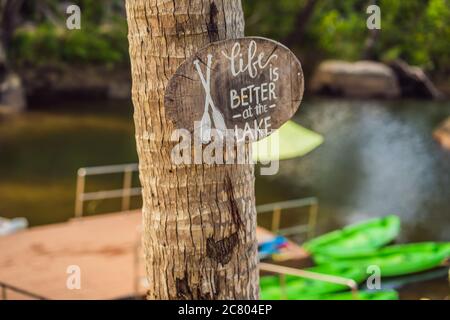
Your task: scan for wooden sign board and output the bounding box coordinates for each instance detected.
[165,37,304,143]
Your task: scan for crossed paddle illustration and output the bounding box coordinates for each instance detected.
[193,54,227,144]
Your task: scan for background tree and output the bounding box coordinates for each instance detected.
[283,0,319,48]
[5,0,449,79]
[125,0,259,299]
[0,0,24,71]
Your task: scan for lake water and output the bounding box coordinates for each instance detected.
[0,97,449,299]
[266,98,450,243]
[1,97,449,237]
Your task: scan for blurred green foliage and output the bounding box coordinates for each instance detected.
[10,0,128,66]
[9,0,450,74]
[244,0,450,74]
[12,23,128,66]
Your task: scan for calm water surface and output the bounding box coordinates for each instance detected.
[267,98,450,243]
[0,98,449,299]
[1,98,449,238]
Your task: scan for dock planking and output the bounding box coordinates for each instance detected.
[0,211,142,299]
[0,211,307,299]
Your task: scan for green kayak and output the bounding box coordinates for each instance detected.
[317,242,450,277]
[261,287,399,300]
[260,264,367,297]
[303,215,400,262]
[316,290,399,300]
[252,120,324,162]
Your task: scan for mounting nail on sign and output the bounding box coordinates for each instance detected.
[165,37,304,143]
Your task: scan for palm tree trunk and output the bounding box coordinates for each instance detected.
[125,0,259,300]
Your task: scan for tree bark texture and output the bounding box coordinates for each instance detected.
[125,0,259,300]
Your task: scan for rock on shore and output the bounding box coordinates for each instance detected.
[388,60,441,99]
[0,72,26,114]
[433,117,450,151]
[311,60,400,99]
[1,44,26,113]
[311,60,441,99]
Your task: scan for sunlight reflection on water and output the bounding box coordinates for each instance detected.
[276,98,450,242]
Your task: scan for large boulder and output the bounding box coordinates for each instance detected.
[433,117,450,151]
[0,43,26,114]
[0,71,26,114]
[388,60,442,99]
[311,60,401,99]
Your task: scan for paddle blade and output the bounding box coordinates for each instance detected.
[196,111,212,143]
[211,106,227,133]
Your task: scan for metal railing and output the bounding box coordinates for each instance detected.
[259,263,359,299]
[133,197,320,297]
[75,164,319,238]
[256,197,319,240]
[75,163,141,218]
[0,282,47,300]
[74,164,321,298]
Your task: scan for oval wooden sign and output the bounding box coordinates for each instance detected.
[165,37,304,143]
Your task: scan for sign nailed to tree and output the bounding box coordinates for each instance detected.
[165,37,304,143]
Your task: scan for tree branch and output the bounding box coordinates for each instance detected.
[283,0,319,48]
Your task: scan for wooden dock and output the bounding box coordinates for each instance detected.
[0,211,307,300]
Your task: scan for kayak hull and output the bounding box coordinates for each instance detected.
[260,287,399,300]
[316,242,450,277]
[260,264,367,297]
[304,215,400,263]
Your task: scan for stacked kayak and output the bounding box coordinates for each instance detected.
[260,264,367,297]
[314,290,399,300]
[260,215,450,300]
[303,215,400,262]
[317,242,450,277]
[261,287,399,300]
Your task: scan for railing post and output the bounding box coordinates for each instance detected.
[280,274,287,299]
[75,169,86,218]
[2,284,6,300]
[271,207,281,233]
[122,166,133,212]
[307,201,319,240]
[259,262,359,298]
[133,225,148,299]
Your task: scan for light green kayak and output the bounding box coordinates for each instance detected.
[303,215,400,263]
[260,287,399,300]
[259,264,367,297]
[252,120,324,162]
[316,242,450,277]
